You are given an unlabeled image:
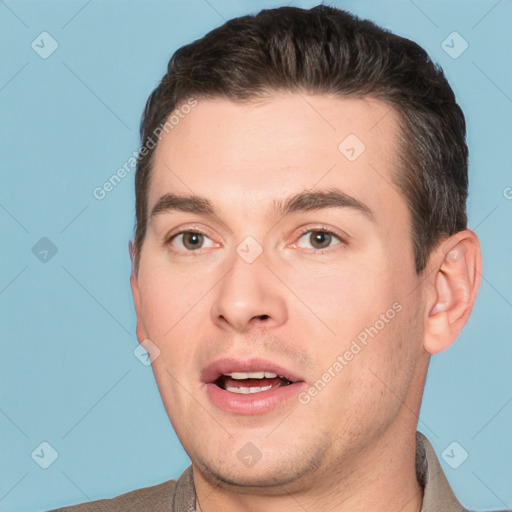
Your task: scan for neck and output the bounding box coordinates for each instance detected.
[193,425,423,512]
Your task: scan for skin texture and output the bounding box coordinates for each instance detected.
[130,93,481,512]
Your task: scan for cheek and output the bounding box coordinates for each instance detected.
[321,302,423,440]
[138,268,206,412]
[356,299,423,402]
[279,254,395,339]
[296,259,418,395]
[138,263,206,339]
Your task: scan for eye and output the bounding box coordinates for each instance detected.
[168,231,217,252]
[295,229,344,251]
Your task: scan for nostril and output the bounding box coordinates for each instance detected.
[258,315,269,321]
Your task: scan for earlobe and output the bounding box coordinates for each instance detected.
[423,230,482,355]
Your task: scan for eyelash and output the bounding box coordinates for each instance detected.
[166,229,217,256]
[166,225,346,255]
[294,225,346,253]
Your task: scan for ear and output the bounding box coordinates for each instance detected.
[129,241,147,344]
[423,230,482,355]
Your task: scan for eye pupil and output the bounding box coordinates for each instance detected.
[183,232,203,250]
[310,231,331,249]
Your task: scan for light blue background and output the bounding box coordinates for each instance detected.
[1,0,511,510]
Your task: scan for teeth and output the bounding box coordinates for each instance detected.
[229,371,264,379]
[225,385,273,394]
[227,371,278,379]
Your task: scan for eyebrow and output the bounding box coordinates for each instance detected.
[150,188,375,222]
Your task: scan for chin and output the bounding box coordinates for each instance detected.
[199,461,301,490]
[193,442,327,493]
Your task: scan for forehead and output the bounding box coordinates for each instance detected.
[149,93,405,223]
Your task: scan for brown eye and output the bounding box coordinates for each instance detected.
[295,229,343,252]
[169,231,215,252]
[309,231,332,249]
[181,232,204,250]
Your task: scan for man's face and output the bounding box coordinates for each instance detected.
[131,93,430,490]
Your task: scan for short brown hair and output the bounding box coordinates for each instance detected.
[133,5,468,273]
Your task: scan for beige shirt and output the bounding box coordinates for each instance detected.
[50,432,498,511]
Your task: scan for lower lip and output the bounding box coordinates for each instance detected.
[205,382,307,415]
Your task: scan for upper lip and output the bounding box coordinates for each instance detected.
[201,357,305,384]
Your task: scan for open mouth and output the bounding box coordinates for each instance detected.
[202,360,306,414]
[214,371,295,394]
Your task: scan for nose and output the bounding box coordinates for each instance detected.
[210,248,288,333]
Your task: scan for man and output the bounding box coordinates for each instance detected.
[52,4,504,512]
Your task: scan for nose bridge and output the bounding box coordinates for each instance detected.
[210,241,288,332]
